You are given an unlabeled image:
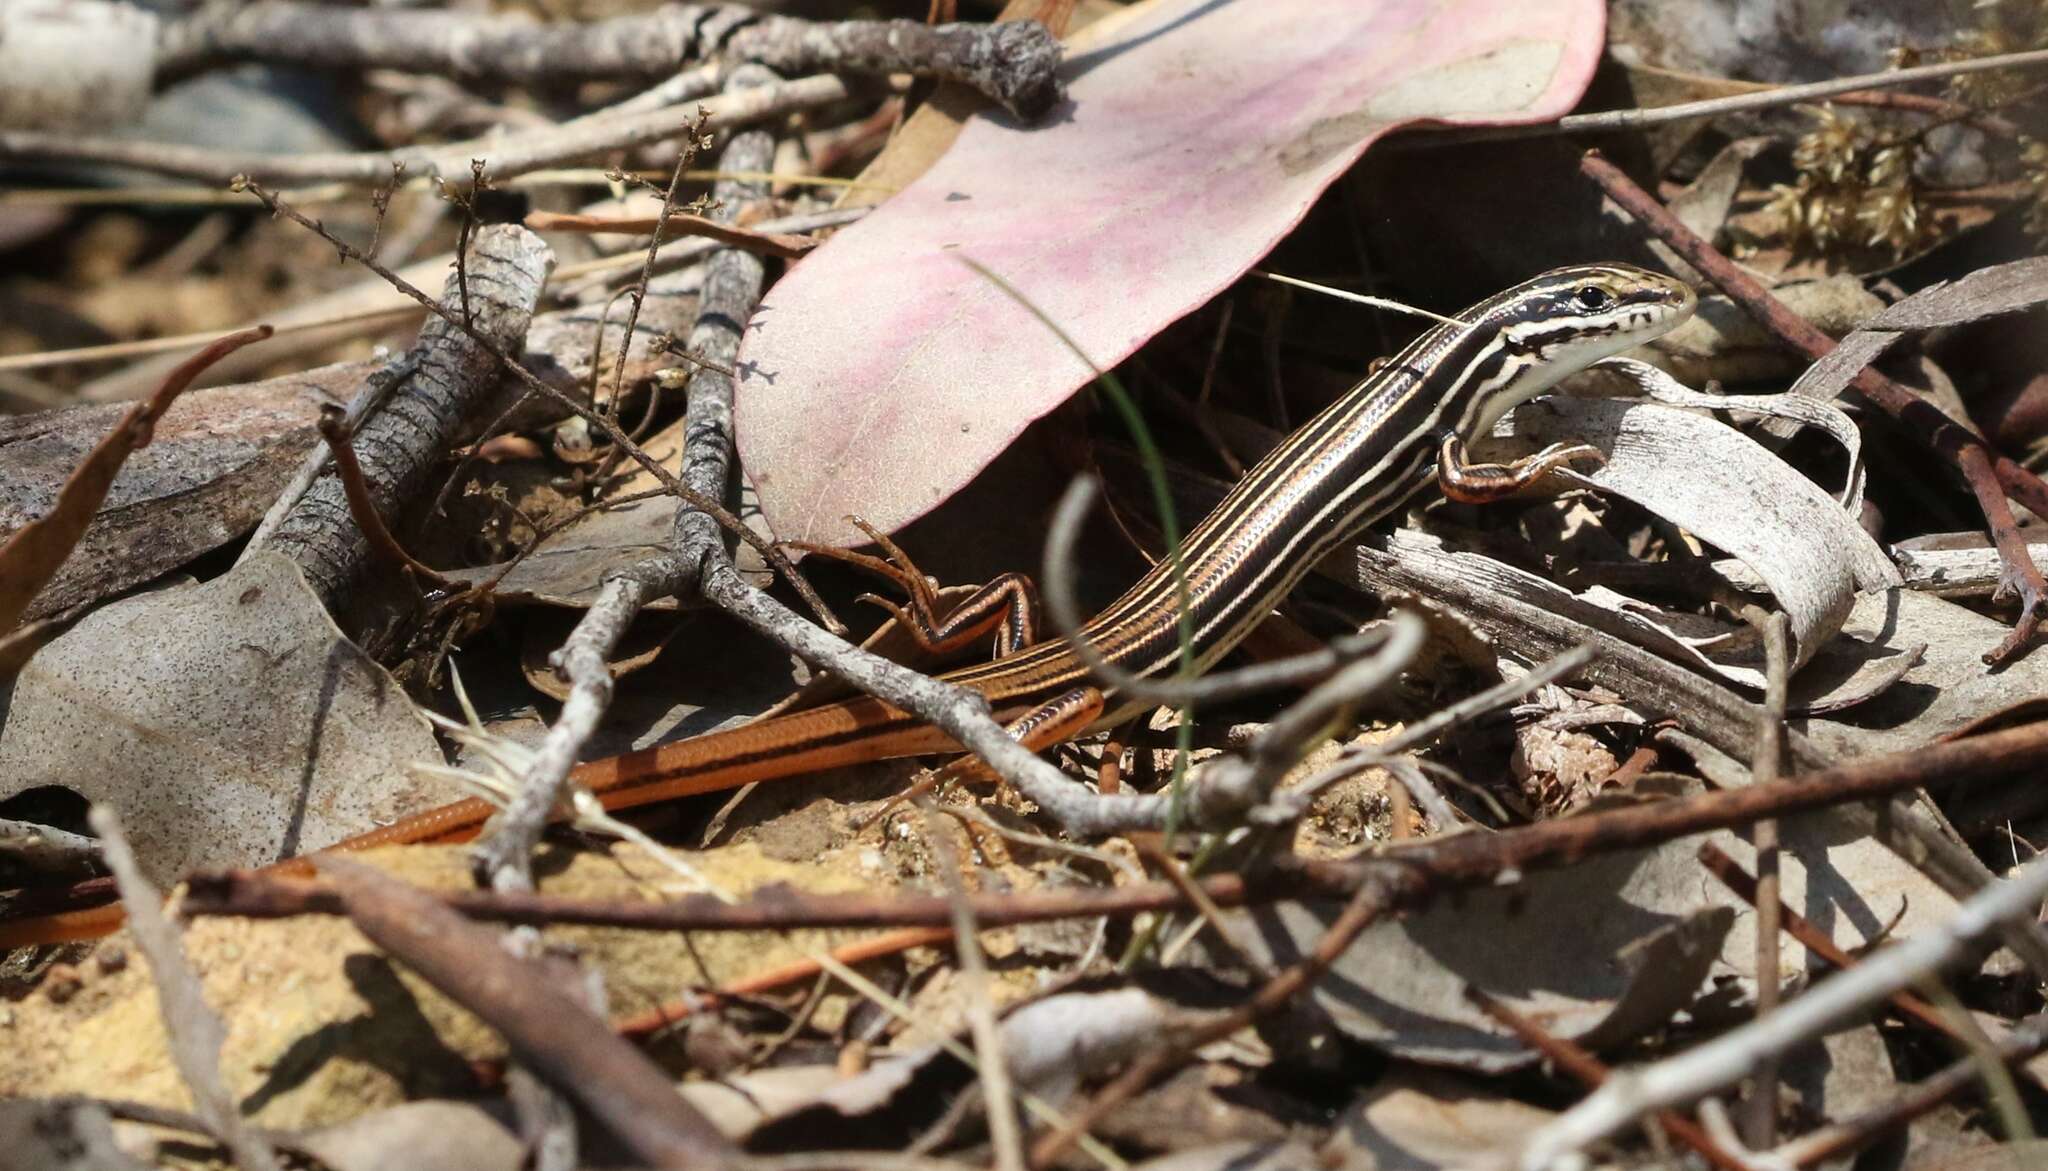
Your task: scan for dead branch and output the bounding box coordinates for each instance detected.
[0,74,859,187]
[471,65,783,894]
[157,4,1063,119]
[187,719,2048,934]
[262,224,549,607]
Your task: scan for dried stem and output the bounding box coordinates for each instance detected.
[1464,987,1749,1171]
[1,74,859,187]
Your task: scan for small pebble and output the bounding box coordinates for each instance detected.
[43,962,83,1004]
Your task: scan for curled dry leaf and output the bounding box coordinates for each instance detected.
[1509,366,1898,680]
[0,552,441,881]
[1790,255,2048,406]
[737,0,1605,547]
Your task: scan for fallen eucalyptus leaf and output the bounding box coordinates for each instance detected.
[0,349,318,628]
[0,552,441,880]
[737,0,1604,546]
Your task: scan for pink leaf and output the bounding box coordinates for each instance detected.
[736,0,1605,547]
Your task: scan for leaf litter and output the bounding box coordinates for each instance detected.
[2,2,2048,1170]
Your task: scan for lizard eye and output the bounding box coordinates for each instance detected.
[1574,285,1610,311]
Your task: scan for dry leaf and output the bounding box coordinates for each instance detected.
[0,552,441,880]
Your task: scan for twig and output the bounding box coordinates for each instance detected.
[1772,1015,2048,1167]
[470,69,781,895]
[528,209,819,260]
[1423,46,2048,143]
[1697,843,1953,1039]
[159,4,1063,118]
[187,719,2048,939]
[0,817,102,876]
[0,74,861,186]
[315,858,737,1169]
[1517,849,2048,1170]
[601,103,715,416]
[1464,987,1750,1171]
[553,205,866,296]
[311,404,461,592]
[1028,877,1390,1168]
[0,307,406,373]
[90,808,281,1171]
[1578,150,2048,664]
[1267,645,1598,823]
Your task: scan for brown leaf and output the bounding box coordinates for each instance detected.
[0,327,271,633]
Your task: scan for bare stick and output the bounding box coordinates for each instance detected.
[1426,46,2048,143]
[159,5,1063,118]
[1741,608,1791,1149]
[90,808,281,1171]
[263,225,548,606]
[316,858,738,1168]
[233,178,840,630]
[527,209,818,260]
[0,74,858,186]
[1517,850,2048,1170]
[921,807,1026,1171]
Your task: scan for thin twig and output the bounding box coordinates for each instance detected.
[920,806,1026,1171]
[1772,1015,2048,1167]
[316,858,738,1168]
[1,75,863,186]
[311,404,462,591]
[91,808,281,1171]
[1424,46,2048,143]
[528,209,819,260]
[470,69,781,895]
